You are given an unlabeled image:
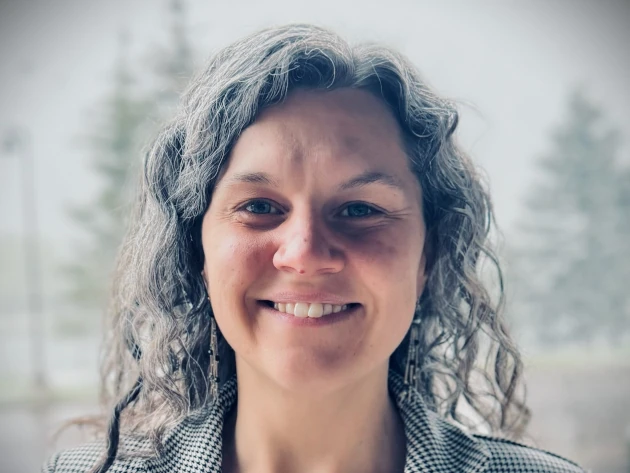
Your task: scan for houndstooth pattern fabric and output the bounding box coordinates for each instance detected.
[43,370,587,473]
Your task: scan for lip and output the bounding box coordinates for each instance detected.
[261,291,356,305]
[257,300,361,327]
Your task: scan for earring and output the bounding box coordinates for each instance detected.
[208,297,220,400]
[403,299,422,403]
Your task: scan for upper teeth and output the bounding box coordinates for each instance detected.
[273,302,349,318]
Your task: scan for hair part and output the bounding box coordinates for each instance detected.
[96,23,528,463]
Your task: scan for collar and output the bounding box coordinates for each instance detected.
[148,370,490,473]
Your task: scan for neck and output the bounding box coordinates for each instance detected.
[221,362,407,473]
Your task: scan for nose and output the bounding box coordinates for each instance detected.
[272,209,345,276]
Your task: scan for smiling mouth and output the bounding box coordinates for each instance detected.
[260,300,360,318]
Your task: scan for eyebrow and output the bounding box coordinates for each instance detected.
[223,170,405,192]
[338,171,405,192]
[224,171,278,187]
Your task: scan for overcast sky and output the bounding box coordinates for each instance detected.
[1,0,629,254]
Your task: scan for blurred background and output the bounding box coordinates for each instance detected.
[1,0,629,472]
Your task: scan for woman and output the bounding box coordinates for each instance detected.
[44,24,586,473]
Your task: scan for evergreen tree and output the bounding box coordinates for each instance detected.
[63,32,151,310]
[509,90,630,344]
[149,0,196,120]
[64,1,197,313]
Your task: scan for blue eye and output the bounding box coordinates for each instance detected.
[241,200,378,218]
[340,203,378,218]
[244,200,280,215]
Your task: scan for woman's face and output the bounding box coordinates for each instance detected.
[202,88,427,394]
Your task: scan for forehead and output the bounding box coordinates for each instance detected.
[265,89,400,148]
[219,88,414,184]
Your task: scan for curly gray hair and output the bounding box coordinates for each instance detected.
[97,23,528,464]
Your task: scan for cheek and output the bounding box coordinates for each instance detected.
[348,225,423,280]
[203,225,273,304]
[348,226,422,327]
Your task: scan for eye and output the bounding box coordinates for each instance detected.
[242,200,282,215]
[339,202,380,218]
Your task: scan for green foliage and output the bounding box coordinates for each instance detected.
[509,90,630,344]
[63,37,150,309]
[150,0,196,117]
[63,0,196,313]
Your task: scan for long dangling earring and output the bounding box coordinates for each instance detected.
[403,299,422,403]
[208,297,220,400]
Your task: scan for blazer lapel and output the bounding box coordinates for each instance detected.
[145,376,238,473]
[388,371,490,473]
[147,372,489,473]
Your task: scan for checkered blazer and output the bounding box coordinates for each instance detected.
[43,370,587,473]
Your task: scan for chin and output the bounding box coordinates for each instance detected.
[265,355,356,394]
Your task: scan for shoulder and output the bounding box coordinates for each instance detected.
[40,405,221,473]
[473,434,589,473]
[41,438,149,473]
[40,400,226,473]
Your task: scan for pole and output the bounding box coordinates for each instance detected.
[3,128,47,395]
